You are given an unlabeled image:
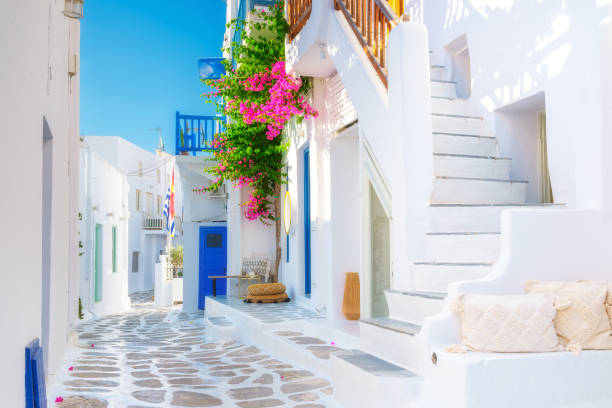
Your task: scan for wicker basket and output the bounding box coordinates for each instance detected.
[342,272,360,320]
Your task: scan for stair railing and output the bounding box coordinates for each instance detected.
[334,0,403,87]
[287,0,313,40]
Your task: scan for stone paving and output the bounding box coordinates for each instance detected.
[49,291,336,408]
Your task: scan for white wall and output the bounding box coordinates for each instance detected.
[84,136,173,294]
[0,1,80,405]
[79,145,130,317]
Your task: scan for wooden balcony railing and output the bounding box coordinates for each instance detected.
[334,0,403,88]
[287,0,312,40]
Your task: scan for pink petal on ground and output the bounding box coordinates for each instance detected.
[68,366,74,371]
[90,344,95,348]
[55,396,64,403]
[330,341,335,345]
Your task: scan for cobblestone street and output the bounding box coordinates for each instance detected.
[49,292,335,408]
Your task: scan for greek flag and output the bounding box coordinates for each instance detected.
[163,186,170,226]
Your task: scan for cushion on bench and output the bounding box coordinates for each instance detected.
[244,293,290,303]
[248,283,286,296]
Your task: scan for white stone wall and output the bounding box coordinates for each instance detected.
[0,1,81,405]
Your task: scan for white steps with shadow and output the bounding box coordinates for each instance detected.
[413,261,494,292]
[432,176,527,204]
[205,316,239,342]
[433,132,499,157]
[424,231,501,263]
[332,349,421,408]
[434,153,511,179]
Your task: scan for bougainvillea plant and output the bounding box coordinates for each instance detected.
[195,1,317,280]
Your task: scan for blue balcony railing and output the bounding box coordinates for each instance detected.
[175,111,225,156]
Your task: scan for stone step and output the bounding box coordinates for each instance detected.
[430,65,446,81]
[427,203,560,233]
[430,80,457,98]
[412,262,494,292]
[331,349,421,408]
[205,316,239,342]
[432,114,493,137]
[434,153,511,179]
[424,232,501,263]
[431,96,477,117]
[433,133,499,157]
[385,289,446,326]
[432,176,528,204]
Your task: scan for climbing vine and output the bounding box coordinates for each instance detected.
[197,1,317,280]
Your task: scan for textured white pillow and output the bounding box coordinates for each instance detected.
[525,280,612,351]
[453,294,560,352]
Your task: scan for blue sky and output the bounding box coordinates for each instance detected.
[80,0,226,153]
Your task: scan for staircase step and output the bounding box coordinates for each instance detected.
[430,65,446,81]
[359,318,422,372]
[432,114,493,136]
[430,80,457,98]
[433,133,499,157]
[432,176,527,204]
[205,316,239,341]
[427,203,560,232]
[413,262,494,292]
[332,350,421,408]
[424,232,501,263]
[434,153,511,179]
[431,97,477,116]
[385,289,446,325]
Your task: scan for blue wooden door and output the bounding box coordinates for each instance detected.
[304,148,311,295]
[198,226,227,309]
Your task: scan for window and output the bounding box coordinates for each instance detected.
[146,192,153,214]
[112,226,117,273]
[136,189,142,212]
[156,169,161,184]
[138,161,143,177]
[207,233,223,248]
[131,252,139,272]
[157,195,162,215]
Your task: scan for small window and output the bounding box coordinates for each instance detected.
[138,161,143,177]
[136,189,142,212]
[156,169,161,184]
[157,195,162,215]
[131,252,139,272]
[112,226,117,273]
[206,233,223,248]
[146,192,153,214]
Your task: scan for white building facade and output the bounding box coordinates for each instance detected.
[0,1,81,405]
[84,136,178,295]
[283,1,612,407]
[79,143,130,317]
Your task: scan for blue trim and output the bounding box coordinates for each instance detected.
[198,226,228,309]
[25,338,46,408]
[175,111,225,156]
[304,148,311,295]
[286,234,290,263]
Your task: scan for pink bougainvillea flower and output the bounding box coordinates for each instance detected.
[55,396,64,403]
[68,366,74,371]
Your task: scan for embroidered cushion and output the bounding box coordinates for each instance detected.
[525,280,612,350]
[454,294,560,352]
[248,283,286,296]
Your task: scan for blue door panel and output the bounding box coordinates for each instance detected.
[198,226,227,309]
[304,148,311,295]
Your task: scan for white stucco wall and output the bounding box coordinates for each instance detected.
[84,136,174,294]
[0,1,81,405]
[79,145,130,317]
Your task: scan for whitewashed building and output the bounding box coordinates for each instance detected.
[79,143,130,317]
[84,136,179,295]
[0,0,82,405]
[281,1,612,407]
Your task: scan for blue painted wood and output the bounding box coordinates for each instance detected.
[198,226,228,309]
[25,338,47,408]
[304,147,311,295]
[175,111,226,156]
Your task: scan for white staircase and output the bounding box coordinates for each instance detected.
[358,61,557,371]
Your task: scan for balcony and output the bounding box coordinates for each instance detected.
[175,111,225,156]
[142,214,165,230]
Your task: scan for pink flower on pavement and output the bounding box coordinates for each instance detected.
[90,344,95,348]
[55,396,64,403]
[68,366,74,371]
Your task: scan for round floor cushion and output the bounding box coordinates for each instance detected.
[247,283,286,296]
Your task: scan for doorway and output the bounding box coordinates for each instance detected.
[94,224,103,302]
[198,225,227,309]
[369,184,391,317]
[303,147,311,296]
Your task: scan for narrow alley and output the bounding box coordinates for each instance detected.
[48,292,335,408]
